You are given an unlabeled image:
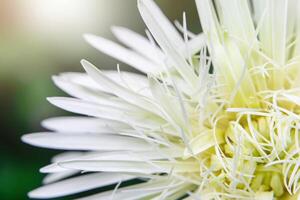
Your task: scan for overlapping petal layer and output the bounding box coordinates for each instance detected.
[23,0,300,199]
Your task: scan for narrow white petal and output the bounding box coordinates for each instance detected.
[104,70,152,97]
[65,149,182,162]
[151,183,193,200]
[149,77,187,131]
[81,59,162,115]
[76,178,179,200]
[47,97,165,129]
[47,97,128,121]
[55,72,100,90]
[111,26,165,64]
[171,21,206,57]
[40,149,183,173]
[42,117,129,133]
[136,0,184,49]
[138,0,198,88]
[56,71,152,97]
[53,77,137,112]
[42,170,78,184]
[183,130,224,157]
[179,33,206,57]
[51,152,84,163]
[195,0,220,44]
[40,163,67,173]
[22,133,153,151]
[174,20,197,38]
[84,34,159,74]
[216,0,257,46]
[59,160,199,174]
[52,75,113,103]
[258,0,288,65]
[252,0,265,23]
[60,160,161,174]
[29,173,134,199]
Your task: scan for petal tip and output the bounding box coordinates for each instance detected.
[21,133,40,147]
[111,26,125,34]
[46,97,56,104]
[21,134,31,144]
[46,97,68,108]
[28,190,38,199]
[83,33,94,42]
[80,59,89,66]
[80,60,101,77]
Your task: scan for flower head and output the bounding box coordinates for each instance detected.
[23,0,300,199]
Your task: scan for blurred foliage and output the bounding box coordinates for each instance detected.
[0,76,63,199]
[0,0,199,199]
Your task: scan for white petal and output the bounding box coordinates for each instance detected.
[29,173,134,199]
[60,160,160,174]
[76,178,180,200]
[81,60,162,115]
[53,72,154,108]
[56,71,152,97]
[40,149,183,174]
[64,149,182,162]
[52,75,113,103]
[84,34,159,74]
[183,130,224,157]
[22,133,153,151]
[138,0,198,88]
[215,0,256,47]
[256,0,288,65]
[111,26,165,64]
[174,20,197,38]
[47,97,164,129]
[51,151,84,162]
[59,160,199,174]
[195,0,220,44]
[42,170,78,184]
[151,182,192,200]
[166,21,206,57]
[47,97,128,120]
[181,33,205,56]
[104,70,152,97]
[55,72,100,91]
[42,117,129,133]
[136,0,184,49]
[53,76,137,111]
[40,163,67,173]
[252,0,265,23]
[149,77,187,131]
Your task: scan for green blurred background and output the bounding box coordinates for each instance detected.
[0,0,200,199]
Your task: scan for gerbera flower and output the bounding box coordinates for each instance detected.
[22,0,300,199]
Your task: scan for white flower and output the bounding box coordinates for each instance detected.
[22,0,300,199]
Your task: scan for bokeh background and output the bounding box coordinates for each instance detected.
[0,0,200,199]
